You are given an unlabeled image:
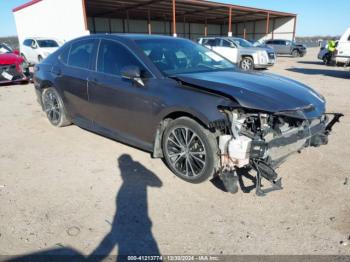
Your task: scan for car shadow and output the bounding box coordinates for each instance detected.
[286,67,350,79]
[297,61,324,65]
[5,154,162,262]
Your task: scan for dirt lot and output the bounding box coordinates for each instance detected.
[0,48,349,257]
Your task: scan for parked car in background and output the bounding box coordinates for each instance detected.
[265,39,307,57]
[333,27,350,66]
[34,34,342,195]
[20,38,60,65]
[0,43,29,84]
[198,37,275,71]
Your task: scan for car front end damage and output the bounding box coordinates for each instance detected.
[0,62,30,84]
[212,107,343,196]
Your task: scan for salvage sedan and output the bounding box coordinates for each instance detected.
[0,43,30,84]
[34,35,342,195]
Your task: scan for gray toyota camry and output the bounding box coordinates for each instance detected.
[34,34,342,195]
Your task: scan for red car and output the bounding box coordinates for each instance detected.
[0,43,30,84]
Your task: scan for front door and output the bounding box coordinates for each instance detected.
[88,39,160,149]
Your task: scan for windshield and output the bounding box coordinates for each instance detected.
[229,38,253,48]
[37,40,59,48]
[135,38,235,76]
[0,44,12,54]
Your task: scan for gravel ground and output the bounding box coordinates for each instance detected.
[0,48,349,257]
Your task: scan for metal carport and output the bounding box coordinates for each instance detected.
[85,0,297,41]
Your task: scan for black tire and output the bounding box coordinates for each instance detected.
[41,87,71,127]
[292,49,299,57]
[240,57,254,71]
[162,117,219,184]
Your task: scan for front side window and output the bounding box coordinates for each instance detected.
[68,39,95,69]
[221,40,232,47]
[229,38,253,48]
[97,39,149,77]
[136,38,235,76]
[23,39,33,47]
[203,39,216,47]
[37,40,59,48]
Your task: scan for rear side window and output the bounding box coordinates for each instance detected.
[97,39,149,77]
[68,39,95,69]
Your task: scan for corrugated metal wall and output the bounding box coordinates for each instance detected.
[88,16,295,41]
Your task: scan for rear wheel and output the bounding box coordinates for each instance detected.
[162,117,218,183]
[240,57,254,71]
[42,87,71,127]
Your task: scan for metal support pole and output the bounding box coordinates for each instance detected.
[183,15,186,38]
[204,18,208,37]
[172,0,177,37]
[272,18,276,39]
[292,16,297,41]
[126,10,130,33]
[265,12,270,40]
[228,7,232,36]
[147,9,152,34]
[243,27,246,39]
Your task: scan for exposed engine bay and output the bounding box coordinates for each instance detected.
[215,108,343,196]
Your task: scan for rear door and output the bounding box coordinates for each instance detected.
[88,39,161,149]
[54,38,97,127]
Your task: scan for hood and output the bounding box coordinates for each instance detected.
[0,52,24,65]
[239,46,266,53]
[175,70,325,119]
[257,44,275,53]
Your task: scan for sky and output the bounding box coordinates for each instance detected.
[0,0,349,37]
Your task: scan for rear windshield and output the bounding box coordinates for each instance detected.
[37,40,59,48]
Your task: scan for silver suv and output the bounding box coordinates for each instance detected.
[198,37,275,70]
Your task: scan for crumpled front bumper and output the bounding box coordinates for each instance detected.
[250,113,344,167]
[0,64,30,84]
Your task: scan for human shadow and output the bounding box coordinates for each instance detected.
[6,154,162,262]
[297,61,324,65]
[286,67,350,79]
[88,154,162,260]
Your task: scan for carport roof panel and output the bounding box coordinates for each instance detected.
[91,0,297,23]
[13,0,296,23]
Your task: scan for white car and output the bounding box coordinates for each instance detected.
[20,38,60,65]
[334,27,350,66]
[198,37,274,71]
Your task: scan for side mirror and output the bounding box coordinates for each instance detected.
[31,42,37,49]
[121,65,144,87]
[13,49,20,55]
[230,43,236,48]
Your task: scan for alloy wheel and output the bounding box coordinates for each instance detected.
[165,127,207,178]
[241,58,253,71]
[43,90,61,125]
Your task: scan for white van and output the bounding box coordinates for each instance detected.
[335,27,350,66]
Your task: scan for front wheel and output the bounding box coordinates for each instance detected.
[162,117,219,184]
[42,87,71,127]
[292,49,299,57]
[240,57,254,71]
